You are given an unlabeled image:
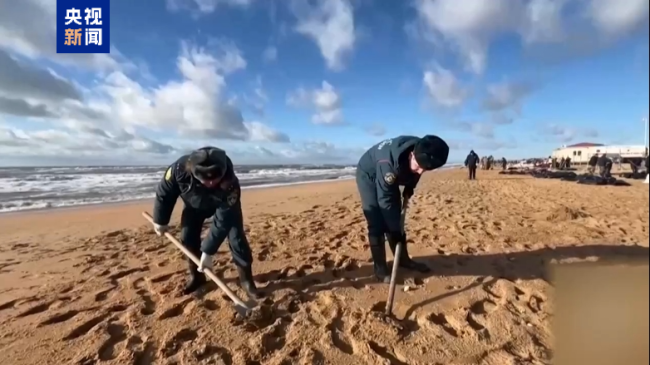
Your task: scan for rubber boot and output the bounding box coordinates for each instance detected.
[183,258,206,295]
[236,265,263,300]
[388,240,431,273]
[369,236,390,283]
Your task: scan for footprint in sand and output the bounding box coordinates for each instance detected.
[159,328,198,358]
[193,344,233,364]
[256,317,292,358]
[107,267,148,285]
[93,286,117,302]
[37,309,86,327]
[133,278,156,316]
[367,341,410,365]
[157,297,194,320]
[423,312,463,338]
[15,298,70,318]
[63,313,111,341]
[97,322,128,360]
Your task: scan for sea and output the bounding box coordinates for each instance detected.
[0,165,357,213]
[0,163,462,213]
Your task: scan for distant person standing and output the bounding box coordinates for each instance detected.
[598,153,609,177]
[465,150,479,180]
[588,153,598,174]
[501,157,507,171]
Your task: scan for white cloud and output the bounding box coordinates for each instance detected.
[277,140,363,163]
[481,80,539,124]
[587,0,649,39]
[540,123,600,143]
[291,0,356,71]
[0,126,176,158]
[244,121,290,142]
[262,46,278,62]
[287,81,344,125]
[0,36,291,164]
[422,64,470,109]
[0,49,82,103]
[92,41,287,142]
[166,0,254,14]
[365,123,386,137]
[0,0,120,71]
[410,0,649,74]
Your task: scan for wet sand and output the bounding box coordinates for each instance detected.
[0,169,648,365]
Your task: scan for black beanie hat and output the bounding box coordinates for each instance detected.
[414,135,449,171]
[188,146,228,180]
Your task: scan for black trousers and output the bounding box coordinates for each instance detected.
[179,206,253,268]
[355,169,389,244]
[468,166,477,180]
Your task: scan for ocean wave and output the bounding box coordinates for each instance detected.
[0,163,460,213]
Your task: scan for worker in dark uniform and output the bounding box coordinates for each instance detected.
[464,150,479,180]
[597,153,609,177]
[151,147,262,299]
[356,135,449,282]
[588,153,598,174]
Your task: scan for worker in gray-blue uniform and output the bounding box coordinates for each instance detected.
[151,147,261,299]
[356,135,450,282]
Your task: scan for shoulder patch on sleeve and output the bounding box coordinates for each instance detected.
[384,172,396,185]
[164,167,172,181]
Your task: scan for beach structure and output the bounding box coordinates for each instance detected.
[551,142,647,166]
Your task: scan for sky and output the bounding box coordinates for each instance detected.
[0,0,648,167]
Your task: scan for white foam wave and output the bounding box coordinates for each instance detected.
[0,164,460,213]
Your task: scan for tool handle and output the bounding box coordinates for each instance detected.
[141,212,250,309]
[386,201,409,316]
[385,242,402,316]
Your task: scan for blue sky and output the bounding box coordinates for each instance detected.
[0,0,648,166]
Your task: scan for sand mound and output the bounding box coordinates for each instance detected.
[545,206,591,222]
[1,169,648,365]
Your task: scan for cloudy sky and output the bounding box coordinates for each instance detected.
[0,0,648,166]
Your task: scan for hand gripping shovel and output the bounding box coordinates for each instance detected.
[385,199,409,316]
[141,212,253,318]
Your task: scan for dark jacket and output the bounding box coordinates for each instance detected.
[465,151,479,168]
[597,155,608,167]
[357,136,422,234]
[152,154,241,255]
[588,155,598,166]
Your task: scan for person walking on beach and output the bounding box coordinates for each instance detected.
[464,150,479,180]
[151,147,262,299]
[501,157,507,171]
[356,135,449,282]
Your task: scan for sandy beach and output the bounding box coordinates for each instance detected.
[0,168,648,365]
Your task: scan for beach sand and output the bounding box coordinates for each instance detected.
[0,169,648,365]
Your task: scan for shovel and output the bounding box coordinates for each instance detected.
[141,211,253,317]
[385,198,409,316]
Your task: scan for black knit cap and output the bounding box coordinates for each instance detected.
[188,146,228,180]
[413,135,449,171]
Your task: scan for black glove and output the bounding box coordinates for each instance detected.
[402,187,414,200]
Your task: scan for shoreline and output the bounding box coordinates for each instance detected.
[0,176,355,216]
[0,165,465,216]
[0,177,358,243]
